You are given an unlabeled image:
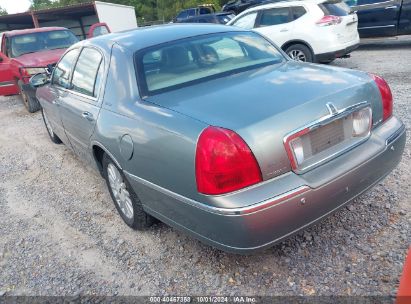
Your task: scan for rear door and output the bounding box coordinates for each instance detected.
[349,0,401,37]
[254,7,294,47]
[58,47,104,165]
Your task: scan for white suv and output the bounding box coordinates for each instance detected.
[227,0,360,63]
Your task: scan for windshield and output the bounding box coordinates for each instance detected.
[137,31,285,96]
[9,30,78,58]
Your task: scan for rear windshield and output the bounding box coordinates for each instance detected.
[136,32,285,96]
[319,1,350,16]
[217,14,235,24]
[9,30,78,58]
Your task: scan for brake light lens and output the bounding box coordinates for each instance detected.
[369,74,393,121]
[195,126,262,195]
[316,15,342,26]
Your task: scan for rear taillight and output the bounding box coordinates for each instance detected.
[369,74,393,121]
[195,126,262,195]
[316,15,342,26]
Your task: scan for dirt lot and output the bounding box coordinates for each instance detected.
[0,38,410,297]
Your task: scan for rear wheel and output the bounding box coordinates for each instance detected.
[285,44,313,63]
[103,153,155,230]
[41,108,62,144]
[18,80,41,113]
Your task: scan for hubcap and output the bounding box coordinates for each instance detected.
[43,111,54,136]
[288,50,307,62]
[107,163,134,220]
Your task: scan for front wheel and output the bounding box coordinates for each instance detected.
[18,80,41,113]
[285,44,313,63]
[103,153,155,230]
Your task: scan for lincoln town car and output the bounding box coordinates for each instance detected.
[31,25,406,253]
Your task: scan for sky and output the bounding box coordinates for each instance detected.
[0,0,31,14]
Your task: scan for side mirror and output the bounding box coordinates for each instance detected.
[30,73,49,88]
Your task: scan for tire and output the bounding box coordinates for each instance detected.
[285,44,313,63]
[103,153,155,230]
[18,80,41,113]
[41,108,62,144]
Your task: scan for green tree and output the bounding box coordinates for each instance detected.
[0,6,7,15]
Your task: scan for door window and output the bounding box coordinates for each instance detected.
[258,8,291,27]
[232,12,258,29]
[71,48,103,98]
[292,6,307,20]
[52,48,79,88]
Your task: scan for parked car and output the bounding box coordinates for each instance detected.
[173,5,216,22]
[0,27,78,112]
[176,12,235,24]
[345,0,411,37]
[31,24,405,253]
[227,0,360,63]
[222,0,268,14]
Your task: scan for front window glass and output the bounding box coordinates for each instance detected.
[138,32,284,96]
[52,48,79,88]
[232,12,258,29]
[71,48,103,97]
[10,30,78,58]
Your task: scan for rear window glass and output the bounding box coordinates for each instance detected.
[319,1,350,16]
[136,32,285,96]
[259,8,290,26]
[292,6,307,20]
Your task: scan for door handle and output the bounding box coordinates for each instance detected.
[385,5,397,9]
[280,28,289,32]
[81,111,94,121]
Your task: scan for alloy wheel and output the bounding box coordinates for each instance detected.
[288,50,307,62]
[107,163,134,220]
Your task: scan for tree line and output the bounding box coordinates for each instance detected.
[18,0,231,24]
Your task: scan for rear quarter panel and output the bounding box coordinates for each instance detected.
[92,44,209,204]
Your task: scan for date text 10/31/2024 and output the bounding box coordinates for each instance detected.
[149,296,258,303]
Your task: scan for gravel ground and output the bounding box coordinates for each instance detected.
[0,38,410,297]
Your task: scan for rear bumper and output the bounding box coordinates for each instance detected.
[315,43,359,63]
[126,117,406,254]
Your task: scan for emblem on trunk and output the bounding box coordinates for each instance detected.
[326,102,338,115]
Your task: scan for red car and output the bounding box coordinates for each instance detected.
[0,27,78,112]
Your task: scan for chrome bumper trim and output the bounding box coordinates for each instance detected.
[124,170,310,216]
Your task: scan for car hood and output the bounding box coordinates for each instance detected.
[13,48,66,67]
[146,61,383,180]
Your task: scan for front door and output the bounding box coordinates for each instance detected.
[41,48,81,146]
[351,0,401,37]
[58,47,104,165]
[0,52,18,96]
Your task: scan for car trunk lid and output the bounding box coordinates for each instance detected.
[145,61,383,180]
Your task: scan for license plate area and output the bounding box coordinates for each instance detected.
[284,105,372,174]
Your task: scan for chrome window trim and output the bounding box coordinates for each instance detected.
[283,101,372,174]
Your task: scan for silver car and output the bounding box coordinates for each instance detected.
[31,24,406,254]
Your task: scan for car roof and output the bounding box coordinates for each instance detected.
[239,0,324,12]
[90,24,244,51]
[4,27,69,37]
